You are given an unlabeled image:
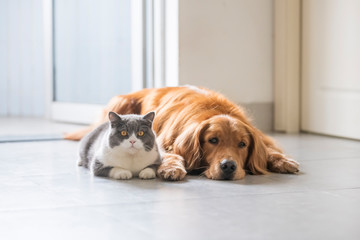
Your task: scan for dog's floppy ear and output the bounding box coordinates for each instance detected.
[173,122,209,170]
[245,126,269,175]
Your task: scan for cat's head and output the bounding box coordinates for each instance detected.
[107,111,156,154]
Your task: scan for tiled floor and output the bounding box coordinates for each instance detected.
[0,117,83,142]
[0,120,360,239]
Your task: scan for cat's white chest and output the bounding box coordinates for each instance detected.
[98,146,159,176]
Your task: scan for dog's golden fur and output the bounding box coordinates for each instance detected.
[66,86,299,180]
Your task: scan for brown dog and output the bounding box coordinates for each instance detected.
[66,86,299,180]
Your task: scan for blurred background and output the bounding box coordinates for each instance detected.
[0,0,359,140]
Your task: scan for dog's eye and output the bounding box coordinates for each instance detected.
[238,141,246,148]
[208,137,219,144]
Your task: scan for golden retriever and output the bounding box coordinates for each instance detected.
[66,86,299,180]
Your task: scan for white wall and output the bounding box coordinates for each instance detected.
[178,0,273,104]
[0,0,46,117]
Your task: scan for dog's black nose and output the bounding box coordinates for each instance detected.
[220,159,237,176]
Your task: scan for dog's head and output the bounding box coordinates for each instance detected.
[174,115,268,180]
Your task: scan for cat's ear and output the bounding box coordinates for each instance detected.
[108,112,121,125]
[143,111,156,122]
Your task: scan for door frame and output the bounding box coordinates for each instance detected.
[274,0,301,133]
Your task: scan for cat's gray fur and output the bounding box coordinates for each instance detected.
[78,111,161,180]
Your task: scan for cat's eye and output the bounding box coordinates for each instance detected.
[121,131,127,136]
[138,131,144,136]
[208,137,218,145]
[238,141,246,148]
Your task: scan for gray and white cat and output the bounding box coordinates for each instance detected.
[78,111,161,180]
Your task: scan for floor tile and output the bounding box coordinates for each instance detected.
[270,133,360,161]
[0,206,151,240]
[92,191,360,240]
[0,132,359,240]
[0,117,82,142]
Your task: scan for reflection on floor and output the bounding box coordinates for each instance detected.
[0,117,83,142]
[0,130,359,239]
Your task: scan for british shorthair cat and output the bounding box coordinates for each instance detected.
[78,111,161,180]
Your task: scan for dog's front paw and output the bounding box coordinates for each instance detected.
[157,156,186,181]
[157,153,187,181]
[109,168,132,180]
[139,168,156,180]
[158,165,187,181]
[268,153,299,173]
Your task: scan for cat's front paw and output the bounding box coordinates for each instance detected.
[139,168,156,180]
[109,168,132,180]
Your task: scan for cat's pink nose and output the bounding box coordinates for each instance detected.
[129,140,136,145]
